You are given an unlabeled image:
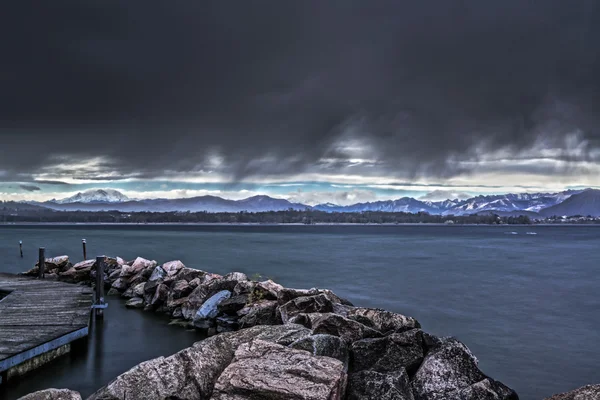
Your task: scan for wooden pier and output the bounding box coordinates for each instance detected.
[0,273,93,383]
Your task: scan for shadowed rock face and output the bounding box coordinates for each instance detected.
[544,384,600,400]
[350,329,424,375]
[87,335,236,400]
[211,340,347,400]
[347,369,414,400]
[411,338,517,400]
[18,388,82,400]
[290,334,349,370]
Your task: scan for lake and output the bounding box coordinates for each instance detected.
[0,224,598,400]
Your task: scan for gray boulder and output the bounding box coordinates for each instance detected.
[457,378,519,400]
[193,290,231,328]
[544,384,600,400]
[278,293,336,323]
[217,294,248,315]
[182,276,245,320]
[350,329,424,375]
[177,267,206,282]
[238,300,279,327]
[120,257,156,278]
[125,297,144,309]
[412,338,517,400]
[211,339,347,400]
[290,334,349,369]
[161,260,185,276]
[132,282,145,297]
[148,283,169,309]
[170,280,192,299]
[148,266,166,282]
[88,334,235,400]
[294,313,382,344]
[347,369,414,400]
[277,287,353,306]
[17,389,82,400]
[110,277,130,292]
[347,307,420,333]
[223,323,312,347]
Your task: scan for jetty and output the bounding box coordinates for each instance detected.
[0,273,93,383]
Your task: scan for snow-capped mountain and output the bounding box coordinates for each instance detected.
[51,189,130,204]
[313,197,436,213]
[35,188,593,216]
[312,190,581,215]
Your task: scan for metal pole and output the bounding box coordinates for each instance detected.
[38,247,45,279]
[82,239,87,260]
[19,240,23,258]
[95,256,105,318]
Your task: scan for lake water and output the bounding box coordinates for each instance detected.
[0,224,598,400]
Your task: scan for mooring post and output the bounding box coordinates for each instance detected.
[38,247,45,279]
[82,239,87,260]
[19,240,23,258]
[94,256,105,318]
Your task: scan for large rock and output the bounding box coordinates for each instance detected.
[161,260,185,276]
[290,334,349,369]
[350,329,424,375]
[217,294,248,315]
[347,307,420,333]
[457,378,520,400]
[177,267,206,282]
[120,257,156,278]
[88,334,235,400]
[278,287,353,306]
[211,339,347,400]
[182,276,246,320]
[171,280,192,299]
[18,389,82,400]
[148,266,166,282]
[294,313,382,344]
[347,369,414,400]
[544,384,600,400]
[125,297,144,309]
[223,324,312,347]
[278,293,336,323]
[132,282,145,297]
[89,325,312,400]
[411,338,517,400]
[237,300,279,327]
[111,277,130,292]
[58,266,92,283]
[193,290,231,328]
[148,283,169,308]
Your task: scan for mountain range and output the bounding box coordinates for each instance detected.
[21,188,600,217]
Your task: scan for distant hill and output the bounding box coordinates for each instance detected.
[539,189,600,217]
[0,201,49,212]
[42,193,307,213]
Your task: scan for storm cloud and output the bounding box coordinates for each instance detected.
[1,1,599,183]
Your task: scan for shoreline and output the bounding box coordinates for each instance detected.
[0,222,596,227]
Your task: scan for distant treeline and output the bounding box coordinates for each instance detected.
[0,206,538,224]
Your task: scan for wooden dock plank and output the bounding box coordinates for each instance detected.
[0,273,93,371]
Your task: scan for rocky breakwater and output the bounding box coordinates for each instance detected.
[23,256,520,399]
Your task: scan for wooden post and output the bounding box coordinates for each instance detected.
[19,241,23,258]
[95,256,105,318]
[38,248,45,279]
[82,239,87,260]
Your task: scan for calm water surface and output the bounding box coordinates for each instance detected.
[0,224,598,400]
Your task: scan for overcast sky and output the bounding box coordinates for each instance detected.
[1,1,599,204]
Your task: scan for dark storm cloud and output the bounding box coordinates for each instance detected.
[1,0,599,181]
[19,184,41,192]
